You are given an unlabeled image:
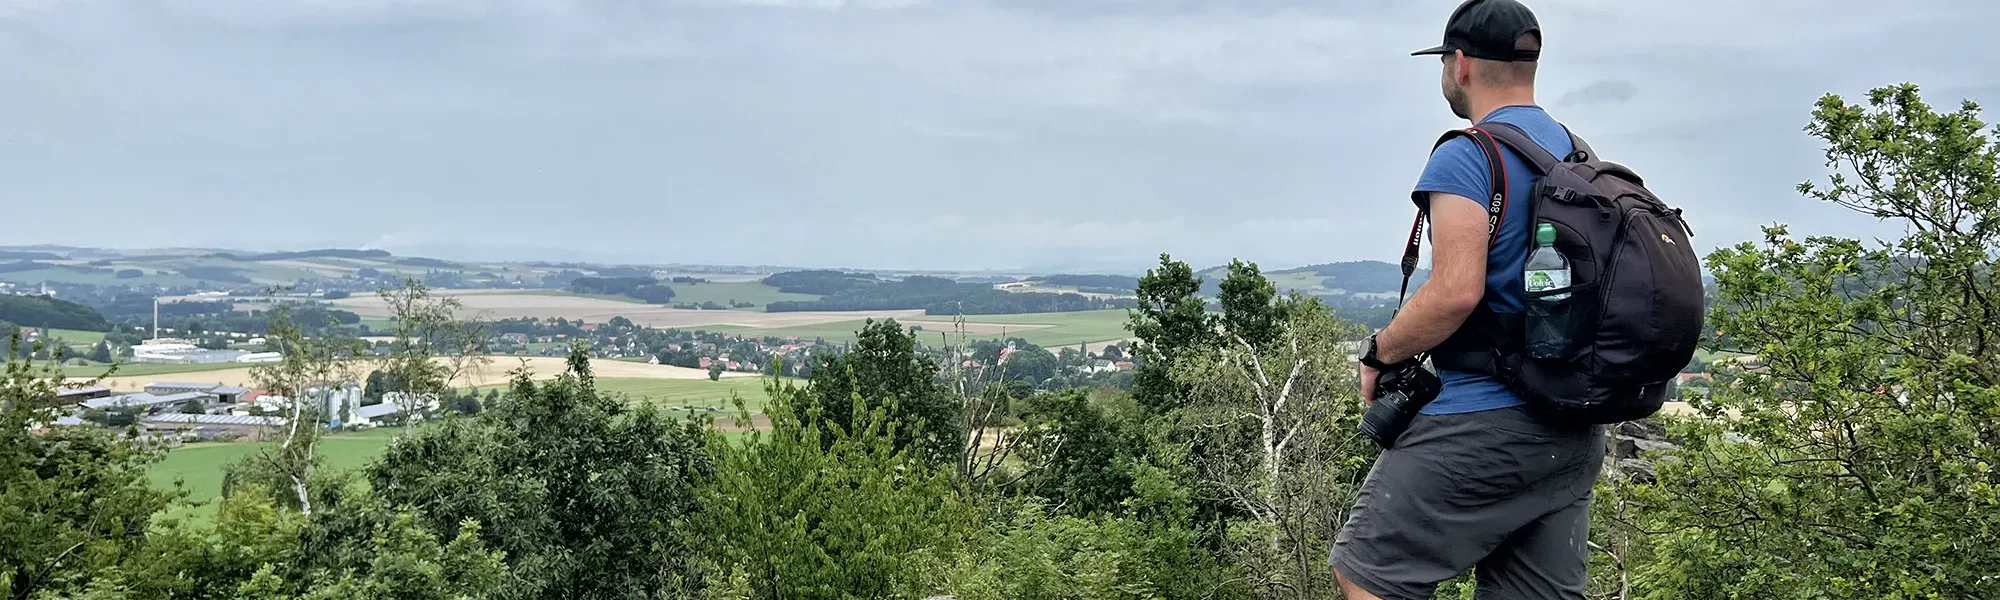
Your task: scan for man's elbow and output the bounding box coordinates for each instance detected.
[1438,284,1484,319]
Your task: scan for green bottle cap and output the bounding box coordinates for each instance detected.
[1536,223,1556,245]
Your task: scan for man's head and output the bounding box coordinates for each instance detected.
[1412,0,1542,120]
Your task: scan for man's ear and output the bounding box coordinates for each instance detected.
[1451,50,1472,86]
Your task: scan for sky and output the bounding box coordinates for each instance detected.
[1,0,1993,274]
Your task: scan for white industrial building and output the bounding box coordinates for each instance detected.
[129,343,282,365]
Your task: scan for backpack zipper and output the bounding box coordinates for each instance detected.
[1596,207,1641,350]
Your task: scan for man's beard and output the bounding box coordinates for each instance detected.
[1445,84,1471,120]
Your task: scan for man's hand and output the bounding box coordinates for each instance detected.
[1358,361,1381,405]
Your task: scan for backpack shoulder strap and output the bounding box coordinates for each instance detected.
[1477,121,1562,174]
[1563,127,1596,162]
[1424,127,1511,242]
[1399,127,1510,311]
[1485,120,1601,166]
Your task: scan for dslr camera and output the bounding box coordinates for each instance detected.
[1357,334,1443,449]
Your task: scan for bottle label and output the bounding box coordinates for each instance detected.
[1527,269,1570,298]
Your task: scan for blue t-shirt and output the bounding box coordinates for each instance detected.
[1411,105,1574,415]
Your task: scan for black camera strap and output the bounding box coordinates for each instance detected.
[1397,126,1511,314]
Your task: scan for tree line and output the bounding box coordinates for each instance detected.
[567,276,678,304]
[0,294,108,331]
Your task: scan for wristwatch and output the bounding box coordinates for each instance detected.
[1359,333,1394,370]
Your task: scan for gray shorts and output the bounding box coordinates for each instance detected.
[1329,406,1606,600]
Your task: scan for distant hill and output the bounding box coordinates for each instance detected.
[1196,260,1421,298]
[394,257,463,269]
[0,294,108,331]
[1031,274,1143,295]
[230,249,393,261]
[1274,261,1430,294]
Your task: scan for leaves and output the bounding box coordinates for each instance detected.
[1608,83,2000,600]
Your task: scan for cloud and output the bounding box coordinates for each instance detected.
[1557,79,1639,107]
[0,0,1991,271]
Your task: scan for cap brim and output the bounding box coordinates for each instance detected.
[1411,44,1451,56]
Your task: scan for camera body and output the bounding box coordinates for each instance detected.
[1359,362,1443,449]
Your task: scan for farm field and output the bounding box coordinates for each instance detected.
[358,316,398,332]
[63,361,254,381]
[43,328,107,347]
[527,281,820,310]
[711,309,1134,349]
[148,428,401,522]
[487,377,788,414]
[72,355,754,392]
[330,289,922,329]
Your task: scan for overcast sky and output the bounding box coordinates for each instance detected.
[1,0,1990,273]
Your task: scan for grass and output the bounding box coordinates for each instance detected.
[45,328,107,346]
[149,428,402,524]
[63,362,254,378]
[144,382,774,525]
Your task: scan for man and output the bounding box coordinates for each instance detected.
[1328,1,1607,598]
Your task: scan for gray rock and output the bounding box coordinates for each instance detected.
[1616,458,1657,484]
[1631,438,1676,455]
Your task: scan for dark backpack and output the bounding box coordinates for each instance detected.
[1398,122,1704,424]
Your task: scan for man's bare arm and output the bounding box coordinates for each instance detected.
[1375,194,1490,363]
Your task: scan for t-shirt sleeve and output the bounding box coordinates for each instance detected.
[1411,136,1490,212]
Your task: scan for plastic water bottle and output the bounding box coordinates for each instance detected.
[1525,223,1570,359]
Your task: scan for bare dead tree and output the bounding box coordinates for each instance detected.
[248,306,366,515]
[1178,302,1369,599]
[937,313,1061,489]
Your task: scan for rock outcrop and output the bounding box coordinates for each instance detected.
[1607,418,1676,484]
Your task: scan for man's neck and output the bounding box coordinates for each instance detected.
[1465,90,1538,123]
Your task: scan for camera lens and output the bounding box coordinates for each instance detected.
[1360,390,1414,448]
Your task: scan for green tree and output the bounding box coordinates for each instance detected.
[367,346,712,600]
[1129,254,1217,414]
[707,362,723,381]
[1605,83,2000,599]
[692,376,976,599]
[87,341,112,364]
[1216,259,1286,350]
[0,332,174,600]
[1012,388,1144,516]
[362,369,403,402]
[999,344,1058,386]
[806,318,962,465]
[919,464,1251,600]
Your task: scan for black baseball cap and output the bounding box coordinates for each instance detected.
[1411,0,1541,62]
